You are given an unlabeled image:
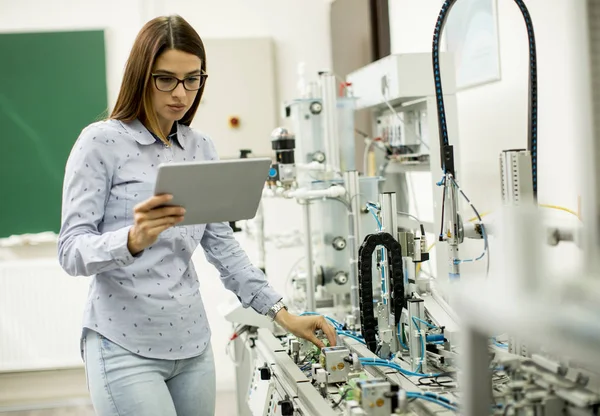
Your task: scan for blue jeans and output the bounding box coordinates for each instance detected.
[83,329,216,416]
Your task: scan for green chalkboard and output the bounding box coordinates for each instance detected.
[0,30,108,238]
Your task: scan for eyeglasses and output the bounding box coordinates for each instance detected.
[151,72,208,92]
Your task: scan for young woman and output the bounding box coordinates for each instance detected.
[58,15,336,416]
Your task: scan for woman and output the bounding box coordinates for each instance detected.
[58,15,336,416]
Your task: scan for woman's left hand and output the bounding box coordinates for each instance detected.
[274,309,337,349]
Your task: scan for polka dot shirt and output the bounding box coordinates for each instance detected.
[58,119,282,360]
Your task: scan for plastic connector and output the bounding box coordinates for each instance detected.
[259,363,271,380]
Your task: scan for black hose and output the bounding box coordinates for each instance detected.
[432,0,538,198]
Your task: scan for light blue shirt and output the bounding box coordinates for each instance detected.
[58,118,281,359]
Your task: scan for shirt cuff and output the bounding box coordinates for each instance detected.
[250,285,283,315]
[107,226,138,268]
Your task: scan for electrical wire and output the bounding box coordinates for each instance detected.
[492,338,508,349]
[359,358,440,377]
[450,177,490,276]
[539,204,581,219]
[438,176,447,241]
[406,392,459,412]
[363,140,373,176]
[299,312,344,330]
[337,331,366,345]
[397,210,422,224]
[467,205,579,223]
[412,316,437,329]
[397,322,408,350]
[332,387,351,409]
[397,211,427,238]
[226,326,249,367]
[415,241,436,276]
[366,204,383,230]
[412,316,426,373]
[432,0,538,197]
[381,94,430,150]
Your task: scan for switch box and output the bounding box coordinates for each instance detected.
[321,346,351,383]
[356,379,392,416]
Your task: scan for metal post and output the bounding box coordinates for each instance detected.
[344,170,362,323]
[407,298,426,373]
[502,205,542,292]
[234,335,253,416]
[379,192,398,352]
[380,192,398,238]
[582,0,600,276]
[303,201,316,312]
[445,176,460,281]
[460,326,492,416]
[380,193,397,311]
[500,150,534,206]
[320,72,340,173]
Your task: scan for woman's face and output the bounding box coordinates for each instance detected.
[151,49,202,131]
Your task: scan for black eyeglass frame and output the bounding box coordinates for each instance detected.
[150,72,208,92]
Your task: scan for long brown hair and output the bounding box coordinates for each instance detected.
[110,15,206,143]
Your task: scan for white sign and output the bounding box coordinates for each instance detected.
[445,0,501,89]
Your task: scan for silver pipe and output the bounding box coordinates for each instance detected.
[407,298,426,373]
[320,72,340,172]
[302,202,316,312]
[380,192,398,238]
[379,192,397,313]
[445,176,461,280]
[344,171,362,323]
[583,0,600,277]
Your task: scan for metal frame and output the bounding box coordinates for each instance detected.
[455,2,600,413]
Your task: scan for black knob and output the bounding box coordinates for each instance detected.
[278,397,294,416]
[229,221,242,233]
[239,149,252,158]
[259,363,271,380]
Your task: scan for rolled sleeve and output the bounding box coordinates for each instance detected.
[250,285,283,315]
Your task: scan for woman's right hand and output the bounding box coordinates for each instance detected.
[127,194,185,255]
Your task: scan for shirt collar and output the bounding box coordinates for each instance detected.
[118,119,185,149]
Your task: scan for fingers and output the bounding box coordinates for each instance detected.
[307,334,325,350]
[135,194,173,212]
[322,324,338,347]
[316,318,338,348]
[135,215,184,237]
[144,205,186,220]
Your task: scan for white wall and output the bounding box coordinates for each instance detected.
[0,0,330,393]
[389,0,589,278]
[0,0,332,119]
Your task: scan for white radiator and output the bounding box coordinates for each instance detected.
[0,256,90,372]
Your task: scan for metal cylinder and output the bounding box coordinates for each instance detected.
[501,205,542,292]
[303,202,316,312]
[407,298,427,373]
[379,192,397,320]
[445,176,461,280]
[582,0,600,277]
[271,127,296,164]
[380,192,398,238]
[320,72,340,172]
[344,171,362,323]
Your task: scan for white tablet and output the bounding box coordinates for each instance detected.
[153,158,272,226]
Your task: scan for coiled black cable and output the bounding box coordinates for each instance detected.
[432,0,538,198]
